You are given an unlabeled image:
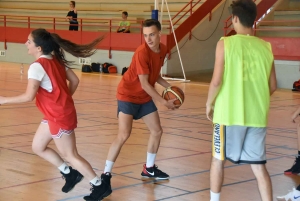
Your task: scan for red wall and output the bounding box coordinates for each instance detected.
[0,26,168,53]
[167,0,222,50]
[224,0,300,60]
[262,37,300,61]
[1,0,298,61]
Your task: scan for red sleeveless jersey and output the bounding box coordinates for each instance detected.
[34,57,77,134]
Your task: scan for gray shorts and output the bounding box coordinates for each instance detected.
[212,123,267,164]
[117,100,157,120]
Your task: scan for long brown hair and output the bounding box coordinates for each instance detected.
[31,28,103,67]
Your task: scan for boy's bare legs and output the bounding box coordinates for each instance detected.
[251,164,273,201]
[210,157,225,201]
[106,112,133,163]
[142,111,163,154]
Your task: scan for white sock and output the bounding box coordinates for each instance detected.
[146,152,156,168]
[90,176,101,186]
[104,160,114,173]
[58,162,70,174]
[210,190,220,201]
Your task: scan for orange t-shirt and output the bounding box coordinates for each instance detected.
[116,42,167,104]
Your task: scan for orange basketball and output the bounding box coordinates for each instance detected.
[162,86,185,107]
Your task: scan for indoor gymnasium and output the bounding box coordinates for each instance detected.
[0,0,300,201]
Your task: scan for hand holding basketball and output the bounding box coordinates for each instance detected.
[164,98,177,110]
[162,86,184,108]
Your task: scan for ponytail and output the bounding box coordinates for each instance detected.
[31,28,103,67]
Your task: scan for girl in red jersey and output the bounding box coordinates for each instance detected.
[0,29,111,198]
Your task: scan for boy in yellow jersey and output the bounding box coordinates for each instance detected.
[206,0,277,201]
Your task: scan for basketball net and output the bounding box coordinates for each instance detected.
[159,0,190,83]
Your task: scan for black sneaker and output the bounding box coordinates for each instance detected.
[284,156,300,175]
[83,173,112,201]
[141,164,169,180]
[60,166,83,193]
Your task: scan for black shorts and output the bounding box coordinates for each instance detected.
[69,21,78,31]
[117,100,157,120]
[117,29,130,33]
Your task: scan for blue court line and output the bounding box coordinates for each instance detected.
[271,98,300,102]
[268,144,294,150]
[0,147,36,156]
[268,127,296,133]
[57,154,289,201]
[155,173,283,201]
[1,126,295,154]
[164,127,297,143]
[0,132,34,138]
[56,176,193,201]
[75,99,116,105]
[164,132,210,141]
[0,122,37,128]
[0,105,36,110]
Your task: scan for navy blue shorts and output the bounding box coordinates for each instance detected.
[117,100,157,120]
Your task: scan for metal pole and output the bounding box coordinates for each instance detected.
[165,0,188,81]
[160,0,164,24]
[152,0,159,20]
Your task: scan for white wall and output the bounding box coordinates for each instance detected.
[0,0,244,76]
[0,42,135,71]
[166,0,233,76]
[0,0,298,90]
[275,60,300,89]
[0,42,170,73]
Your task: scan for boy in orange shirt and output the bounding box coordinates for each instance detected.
[83,19,177,201]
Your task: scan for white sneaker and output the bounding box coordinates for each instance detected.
[277,188,300,201]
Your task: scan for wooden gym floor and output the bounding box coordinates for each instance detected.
[0,61,300,201]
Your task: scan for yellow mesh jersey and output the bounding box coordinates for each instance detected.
[213,34,274,127]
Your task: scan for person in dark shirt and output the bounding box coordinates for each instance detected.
[66,1,78,31]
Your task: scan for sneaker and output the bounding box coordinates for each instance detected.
[83,173,112,201]
[277,188,300,201]
[60,166,83,193]
[141,164,169,180]
[284,156,300,175]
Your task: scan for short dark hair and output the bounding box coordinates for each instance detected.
[230,0,257,27]
[122,11,128,17]
[70,1,75,7]
[143,19,161,31]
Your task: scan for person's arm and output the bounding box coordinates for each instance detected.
[116,26,121,32]
[66,10,77,21]
[156,75,171,88]
[73,9,78,21]
[269,62,277,95]
[138,74,176,109]
[66,69,79,96]
[116,21,123,32]
[0,79,40,105]
[292,106,300,123]
[206,40,225,121]
[124,22,130,33]
[66,11,72,21]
